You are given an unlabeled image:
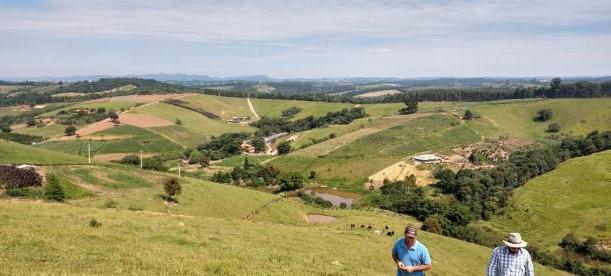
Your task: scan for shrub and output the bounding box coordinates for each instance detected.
[119,154,140,165]
[0,165,43,189]
[339,202,347,209]
[0,132,44,144]
[329,133,337,139]
[44,174,65,202]
[309,171,317,179]
[276,172,304,192]
[277,141,292,155]
[547,123,561,133]
[64,125,77,136]
[103,199,118,208]
[142,156,166,171]
[463,110,474,120]
[163,177,182,201]
[89,218,102,228]
[534,109,553,122]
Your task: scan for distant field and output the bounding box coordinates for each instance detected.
[0,106,26,116]
[129,102,254,140]
[14,123,68,139]
[472,98,611,138]
[0,140,88,165]
[179,94,252,120]
[482,150,611,251]
[354,89,402,98]
[251,98,352,120]
[35,125,182,156]
[271,114,482,190]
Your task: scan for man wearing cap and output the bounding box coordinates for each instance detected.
[487,232,535,276]
[391,226,432,276]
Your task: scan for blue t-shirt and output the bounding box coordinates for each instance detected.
[392,238,432,276]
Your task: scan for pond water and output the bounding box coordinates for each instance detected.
[304,188,360,208]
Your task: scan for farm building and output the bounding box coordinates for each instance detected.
[240,142,256,153]
[412,154,442,163]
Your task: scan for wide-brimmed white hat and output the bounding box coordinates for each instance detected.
[503,233,528,248]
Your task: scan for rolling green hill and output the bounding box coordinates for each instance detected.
[0,140,88,165]
[34,125,183,156]
[251,98,352,120]
[471,98,611,138]
[0,161,565,275]
[481,150,611,251]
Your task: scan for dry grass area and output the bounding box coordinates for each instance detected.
[354,89,402,98]
[86,93,191,104]
[366,159,434,188]
[93,153,156,161]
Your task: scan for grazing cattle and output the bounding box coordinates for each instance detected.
[367,225,372,230]
[385,225,389,230]
[360,225,365,228]
[350,224,355,229]
[374,230,381,235]
[387,231,395,237]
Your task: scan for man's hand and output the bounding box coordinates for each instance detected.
[397,261,406,270]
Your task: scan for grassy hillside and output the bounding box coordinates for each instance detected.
[271,114,483,191]
[0,187,564,275]
[251,98,352,120]
[129,102,254,140]
[481,150,611,251]
[180,94,253,120]
[472,98,611,138]
[34,125,182,156]
[0,140,88,165]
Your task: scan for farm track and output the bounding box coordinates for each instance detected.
[247,98,260,120]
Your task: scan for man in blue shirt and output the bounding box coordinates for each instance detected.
[391,226,432,276]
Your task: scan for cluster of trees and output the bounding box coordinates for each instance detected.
[56,108,119,126]
[398,94,418,114]
[211,157,305,192]
[296,191,334,208]
[250,107,367,136]
[196,132,251,160]
[370,131,611,265]
[51,78,188,94]
[164,99,220,119]
[203,79,611,105]
[0,165,43,189]
[118,154,167,171]
[435,131,611,221]
[560,234,611,263]
[0,104,66,133]
[533,109,553,122]
[463,110,480,120]
[0,132,44,144]
[281,107,302,118]
[528,244,611,276]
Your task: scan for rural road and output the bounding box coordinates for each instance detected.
[247,98,260,120]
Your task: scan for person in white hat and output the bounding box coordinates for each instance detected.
[487,232,534,276]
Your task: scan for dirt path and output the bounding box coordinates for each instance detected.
[246,98,260,120]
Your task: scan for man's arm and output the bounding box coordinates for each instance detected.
[405,246,432,272]
[392,242,406,270]
[525,251,534,276]
[487,248,499,276]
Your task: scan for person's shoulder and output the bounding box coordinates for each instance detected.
[416,240,429,251]
[492,246,505,254]
[394,237,404,246]
[521,248,532,257]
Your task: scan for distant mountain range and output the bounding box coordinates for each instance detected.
[2,74,610,83]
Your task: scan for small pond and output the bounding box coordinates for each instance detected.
[303,187,360,208]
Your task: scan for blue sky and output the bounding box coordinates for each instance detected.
[1,0,610,78]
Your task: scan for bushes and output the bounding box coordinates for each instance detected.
[277,141,292,155]
[0,165,43,189]
[64,125,77,136]
[0,132,44,144]
[296,191,333,208]
[547,123,561,133]
[276,172,304,192]
[163,177,182,201]
[44,174,65,202]
[281,107,302,118]
[534,109,553,122]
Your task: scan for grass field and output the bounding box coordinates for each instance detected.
[251,98,352,120]
[14,123,68,138]
[34,125,182,156]
[271,114,483,191]
[0,140,88,165]
[472,98,611,138]
[180,94,253,120]
[0,165,564,275]
[40,101,138,117]
[129,102,254,140]
[481,150,611,251]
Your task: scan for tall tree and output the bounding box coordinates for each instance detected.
[399,93,418,114]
